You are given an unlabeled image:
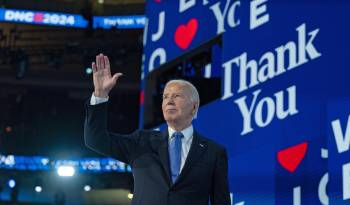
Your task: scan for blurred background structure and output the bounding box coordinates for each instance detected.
[0,0,144,204]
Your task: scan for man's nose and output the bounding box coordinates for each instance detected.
[167,97,175,105]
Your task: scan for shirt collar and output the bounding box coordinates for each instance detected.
[168,125,193,141]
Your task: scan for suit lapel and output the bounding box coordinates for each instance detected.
[157,130,172,186]
[173,131,207,186]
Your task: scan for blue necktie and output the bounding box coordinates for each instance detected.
[169,132,183,183]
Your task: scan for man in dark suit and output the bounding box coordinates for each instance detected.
[84,54,231,205]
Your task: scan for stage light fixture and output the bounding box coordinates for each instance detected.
[8,179,16,188]
[35,186,42,193]
[57,166,75,177]
[85,67,93,75]
[84,185,91,192]
[128,193,133,199]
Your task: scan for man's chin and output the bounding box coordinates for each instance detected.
[164,116,178,123]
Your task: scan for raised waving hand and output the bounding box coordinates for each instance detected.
[92,54,123,98]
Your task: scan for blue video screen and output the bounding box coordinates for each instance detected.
[0,8,88,28]
[93,15,146,29]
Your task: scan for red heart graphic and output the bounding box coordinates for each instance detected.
[277,142,308,173]
[174,18,198,50]
[154,0,161,3]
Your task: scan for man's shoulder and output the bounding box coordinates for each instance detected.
[137,129,162,135]
[134,129,165,140]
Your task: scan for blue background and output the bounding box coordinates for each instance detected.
[142,0,350,204]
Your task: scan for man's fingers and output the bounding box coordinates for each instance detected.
[104,56,110,70]
[96,55,101,70]
[92,62,97,73]
[95,53,110,73]
[100,54,105,69]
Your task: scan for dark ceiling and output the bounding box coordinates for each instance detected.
[0,0,145,157]
[1,0,145,15]
[0,2,144,204]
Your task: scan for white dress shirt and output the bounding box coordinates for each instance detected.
[90,93,108,105]
[90,93,194,172]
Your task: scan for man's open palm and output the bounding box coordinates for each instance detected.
[92,54,123,97]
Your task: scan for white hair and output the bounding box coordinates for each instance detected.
[165,79,200,119]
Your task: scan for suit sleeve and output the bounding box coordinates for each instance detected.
[84,101,141,164]
[210,148,231,205]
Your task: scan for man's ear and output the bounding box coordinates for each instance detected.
[191,104,195,113]
[192,103,198,119]
[192,103,197,115]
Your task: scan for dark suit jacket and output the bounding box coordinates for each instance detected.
[84,102,230,205]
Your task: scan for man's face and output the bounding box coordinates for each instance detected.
[162,83,195,124]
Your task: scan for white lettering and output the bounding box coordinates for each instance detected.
[5,10,34,22]
[148,48,166,72]
[143,18,149,46]
[318,173,329,205]
[332,115,350,153]
[234,89,261,135]
[343,163,350,200]
[221,23,321,99]
[250,0,269,30]
[179,0,196,13]
[254,96,275,127]
[227,1,241,28]
[210,0,240,34]
[293,186,301,205]
[235,85,298,135]
[297,23,322,65]
[274,85,298,119]
[152,12,165,42]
